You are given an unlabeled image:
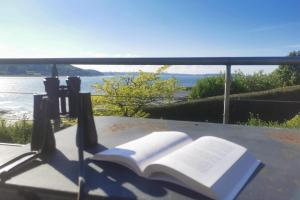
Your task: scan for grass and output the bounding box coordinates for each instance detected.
[0,118,32,144]
[0,117,77,144]
[246,113,300,129]
[1,112,299,145]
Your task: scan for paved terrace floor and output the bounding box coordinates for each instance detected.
[0,116,300,200]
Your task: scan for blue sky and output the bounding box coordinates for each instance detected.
[0,0,300,74]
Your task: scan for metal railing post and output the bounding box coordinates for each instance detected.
[52,64,58,78]
[223,64,231,124]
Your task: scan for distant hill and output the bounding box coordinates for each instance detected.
[0,64,103,76]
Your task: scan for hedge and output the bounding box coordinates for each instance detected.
[145,85,300,123]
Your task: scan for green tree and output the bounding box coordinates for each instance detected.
[92,66,182,117]
[273,50,300,86]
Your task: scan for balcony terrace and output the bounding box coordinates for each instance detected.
[0,57,300,200]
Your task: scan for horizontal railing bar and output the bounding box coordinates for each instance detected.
[0,57,300,65]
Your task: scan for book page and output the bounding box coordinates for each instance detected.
[92,131,192,175]
[144,136,255,199]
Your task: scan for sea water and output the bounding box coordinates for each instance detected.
[0,74,204,120]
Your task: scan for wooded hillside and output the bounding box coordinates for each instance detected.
[0,64,103,76]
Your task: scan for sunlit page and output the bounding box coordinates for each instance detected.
[149,136,246,187]
[92,131,192,173]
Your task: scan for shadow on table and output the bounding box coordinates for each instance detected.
[87,152,211,199]
[43,143,109,185]
[47,143,212,199]
[87,161,211,200]
[0,159,42,182]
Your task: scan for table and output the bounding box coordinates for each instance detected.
[1,116,300,199]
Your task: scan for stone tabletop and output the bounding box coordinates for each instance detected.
[1,116,300,199]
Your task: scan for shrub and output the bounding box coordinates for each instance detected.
[189,75,225,99]
[233,70,281,92]
[190,70,282,99]
[272,50,300,86]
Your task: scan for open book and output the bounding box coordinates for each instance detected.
[92,131,261,200]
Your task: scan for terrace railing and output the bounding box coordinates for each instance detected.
[1,56,300,124]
